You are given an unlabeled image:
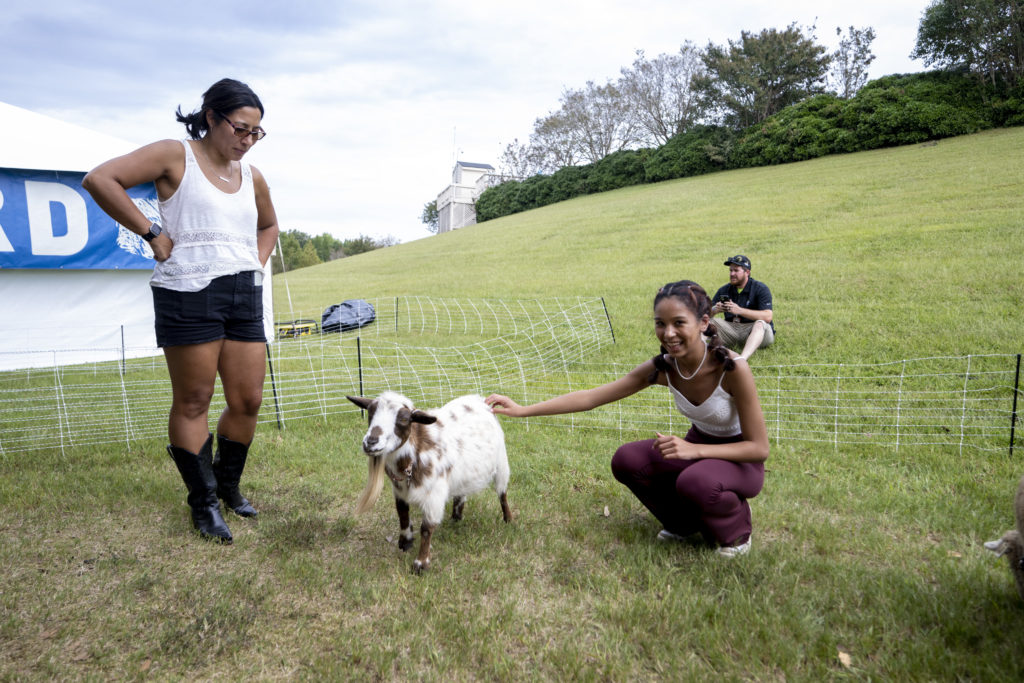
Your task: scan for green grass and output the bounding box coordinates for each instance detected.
[2,128,1024,680]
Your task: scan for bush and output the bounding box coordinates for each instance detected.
[644,125,736,182]
[731,94,848,167]
[587,149,650,193]
[840,72,993,149]
[475,180,522,223]
[549,165,592,203]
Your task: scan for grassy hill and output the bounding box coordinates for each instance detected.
[277,126,1024,363]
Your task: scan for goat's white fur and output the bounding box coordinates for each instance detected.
[984,473,1024,600]
[347,391,512,573]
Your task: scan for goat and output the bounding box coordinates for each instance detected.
[984,473,1024,600]
[346,391,512,573]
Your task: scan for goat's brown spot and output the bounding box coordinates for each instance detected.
[413,521,436,574]
[408,422,438,454]
[410,458,434,487]
[392,409,413,443]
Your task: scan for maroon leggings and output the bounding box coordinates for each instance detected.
[610,428,764,546]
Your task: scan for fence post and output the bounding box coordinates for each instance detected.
[600,297,616,344]
[357,335,364,399]
[1011,353,1021,457]
[266,343,283,430]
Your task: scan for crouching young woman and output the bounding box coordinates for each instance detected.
[486,280,768,557]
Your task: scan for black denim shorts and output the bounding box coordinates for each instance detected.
[152,272,265,348]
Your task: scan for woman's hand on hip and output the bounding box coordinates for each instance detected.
[150,234,173,262]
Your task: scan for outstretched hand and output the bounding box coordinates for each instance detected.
[485,393,524,417]
[485,395,524,417]
[654,432,699,460]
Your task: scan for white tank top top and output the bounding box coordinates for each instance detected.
[151,140,261,292]
[665,360,743,437]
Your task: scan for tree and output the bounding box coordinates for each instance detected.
[340,234,383,257]
[559,80,641,163]
[273,229,321,274]
[618,44,707,145]
[421,200,439,233]
[697,23,832,129]
[525,80,640,172]
[310,233,344,261]
[829,26,877,98]
[497,137,543,179]
[912,0,1024,88]
[529,108,586,173]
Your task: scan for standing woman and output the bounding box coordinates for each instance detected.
[486,281,769,556]
[83,78,279,543]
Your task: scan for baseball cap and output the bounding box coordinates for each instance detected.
[724,255,751,270]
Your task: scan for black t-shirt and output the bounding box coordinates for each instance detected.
[713,276,774,332]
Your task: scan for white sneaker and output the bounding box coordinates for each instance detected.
[657,529,687,542]
[716,537,751,558]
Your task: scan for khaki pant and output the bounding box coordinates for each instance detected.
[712,319,774,350]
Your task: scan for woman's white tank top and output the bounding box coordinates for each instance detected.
[665,362,743,437]
[151,140,261,292]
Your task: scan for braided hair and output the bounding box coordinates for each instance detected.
[649,280,735,383]
[175,78,265,141]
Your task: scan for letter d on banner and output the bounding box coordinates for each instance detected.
[25,180,88,256]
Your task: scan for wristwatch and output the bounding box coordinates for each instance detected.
[141,222,162,242]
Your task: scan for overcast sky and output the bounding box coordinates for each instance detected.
[1,0,929,244]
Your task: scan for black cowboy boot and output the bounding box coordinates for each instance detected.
[167,435,233,543]
[212,434,258,517]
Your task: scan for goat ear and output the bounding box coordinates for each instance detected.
[410,410,437,425]
[347,395,373,410]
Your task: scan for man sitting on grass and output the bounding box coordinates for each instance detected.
[710,255,774,361]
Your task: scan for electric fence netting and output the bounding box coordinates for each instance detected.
[0,296,1019,457]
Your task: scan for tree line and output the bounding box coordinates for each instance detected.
[423,0,1024,226]
[272,229,398,274]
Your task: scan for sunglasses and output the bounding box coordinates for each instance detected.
[215,111,266,141]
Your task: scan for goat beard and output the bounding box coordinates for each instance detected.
[354,455,386,514]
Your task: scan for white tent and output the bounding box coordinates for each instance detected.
[0,101,273,370]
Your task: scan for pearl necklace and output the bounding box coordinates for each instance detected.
[672,343,707,381]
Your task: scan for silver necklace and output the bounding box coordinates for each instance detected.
[672,343,707,381]
[217,165,232,182]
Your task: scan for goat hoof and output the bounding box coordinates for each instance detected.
[412,559,429,575]
[398,536,414,552]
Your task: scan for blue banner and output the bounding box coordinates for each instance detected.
[0,167,157,270]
